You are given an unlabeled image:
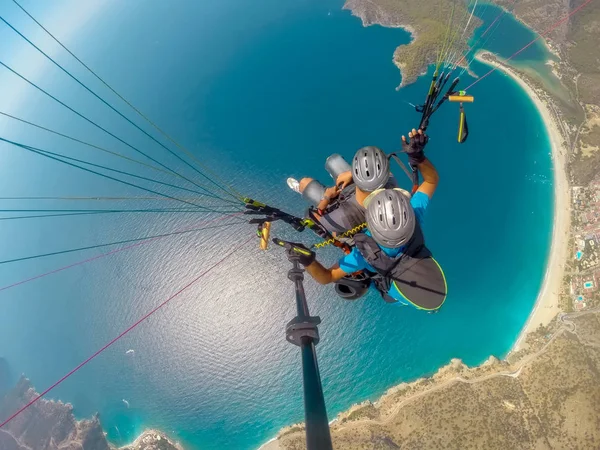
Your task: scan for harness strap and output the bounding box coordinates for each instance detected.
[354,227,431,304]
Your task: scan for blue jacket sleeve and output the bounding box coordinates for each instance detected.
[410,191,430,225]
[338,247,368,273]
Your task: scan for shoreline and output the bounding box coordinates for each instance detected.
[474,51,570,351]
[496,5,561,60]
[259,53,572,450]
[117,428,184,450]
[342,1,417,38]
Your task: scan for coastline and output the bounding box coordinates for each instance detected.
[474,51,571,351]
[260,308,600,448]
[496,4,561,60]
[118,428,184,450]
[0,376,180,450]
[258,52,571,450]
[342,0,417,38]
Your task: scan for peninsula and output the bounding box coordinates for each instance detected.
[343,0,481,86]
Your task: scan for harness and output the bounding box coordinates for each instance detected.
[312,193,364,245]
[354,221,446,311]
[321,184,355,213]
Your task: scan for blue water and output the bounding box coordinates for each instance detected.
[0,1,554,449]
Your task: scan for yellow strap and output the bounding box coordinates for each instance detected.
[458,110,466,143]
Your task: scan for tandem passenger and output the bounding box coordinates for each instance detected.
[287,146,397,236]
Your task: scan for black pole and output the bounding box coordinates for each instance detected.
[285,256,333,450]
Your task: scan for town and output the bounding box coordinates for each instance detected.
[569,179,600,310]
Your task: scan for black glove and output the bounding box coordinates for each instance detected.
[286,242,316,266]
[402,129,429,166]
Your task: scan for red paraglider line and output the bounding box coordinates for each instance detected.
[0,235,253,429]
[465,0,594,91]
[0,212,244,293]
[453,0,518,69]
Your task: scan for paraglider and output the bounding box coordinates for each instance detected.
[1,0,594,447]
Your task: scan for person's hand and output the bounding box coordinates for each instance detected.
[323,185,340,201]
[285,242,316,266]
[335,171,353,190]
[402,128,428,166]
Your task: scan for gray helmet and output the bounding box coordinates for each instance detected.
[352,146,390,192]
[366,189,415,248]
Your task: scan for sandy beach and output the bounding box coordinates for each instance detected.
[259,437,280,450]
[474,52,571,350]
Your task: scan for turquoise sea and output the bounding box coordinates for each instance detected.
[0,0,555,448]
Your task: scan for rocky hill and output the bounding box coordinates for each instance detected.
[0,377,182,450]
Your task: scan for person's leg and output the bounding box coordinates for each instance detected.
[298,177,314,194]
[287,177,314,194]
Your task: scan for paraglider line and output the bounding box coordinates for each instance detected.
[0,137,237,214]
[0,209,241,222]
[21,142,240,206]
[453,0,517,69]
[0,14,242,203]
[9,0,245,202]
[0,111,237,203]
[0,220,246,265]
[0,59,225,200]
[465,0,593,91]
[0,235,253,430]
[0,212,243,293]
